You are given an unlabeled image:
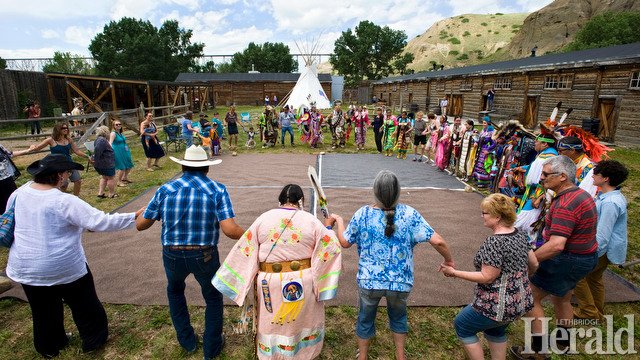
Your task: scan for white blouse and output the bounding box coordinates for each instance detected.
[6,183,135,286]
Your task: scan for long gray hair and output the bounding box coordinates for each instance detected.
[373,170,400,237]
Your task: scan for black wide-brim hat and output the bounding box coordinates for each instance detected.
[27,154,84,176]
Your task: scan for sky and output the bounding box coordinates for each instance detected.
[0,0,554,66]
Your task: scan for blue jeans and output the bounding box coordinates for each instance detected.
[183,133,193,147]
[356,288,409,339]
[163,247,223,359]
[281,126,294,145]
[454,304,509,344]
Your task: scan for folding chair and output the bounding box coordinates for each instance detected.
[240,112,251,123]
[163,124,183,153]
[84,141,94,172]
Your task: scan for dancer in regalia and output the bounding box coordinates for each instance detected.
[353,105,369,151]
[471,116,496,187]
[513,134,557,245]
[382,109,397,157]
[213,184,342,360]
[308,103,324,148]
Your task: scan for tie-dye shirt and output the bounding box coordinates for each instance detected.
[343,204,434,292]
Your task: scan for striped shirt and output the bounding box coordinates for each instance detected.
[542,187,597,254]
[143,171,235,246]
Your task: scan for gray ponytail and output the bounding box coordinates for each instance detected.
[373,170,400,237]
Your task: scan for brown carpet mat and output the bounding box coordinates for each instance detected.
[3,154,639,306]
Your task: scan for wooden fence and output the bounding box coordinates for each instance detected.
[0,103,189,152]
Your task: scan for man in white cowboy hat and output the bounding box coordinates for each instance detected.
[136,145,244,360]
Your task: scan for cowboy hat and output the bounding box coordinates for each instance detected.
[27,154,84,176]
[170,145,222,167]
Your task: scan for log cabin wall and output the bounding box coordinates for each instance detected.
[372,42,640,145]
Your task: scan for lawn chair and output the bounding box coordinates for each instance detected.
[163,124,183,153]
[84,141,94,172]
[240,112,251,123]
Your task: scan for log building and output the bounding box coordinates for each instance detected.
[372,42,640,145]
[174,72,332,107]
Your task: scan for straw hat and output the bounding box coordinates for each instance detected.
[169,145,222,167]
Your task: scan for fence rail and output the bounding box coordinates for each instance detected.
[0,103,189,146]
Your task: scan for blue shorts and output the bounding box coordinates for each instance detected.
[531,251,598,297]
[356,288,409,339]
[95,167,115,177]
[454,305,509,344]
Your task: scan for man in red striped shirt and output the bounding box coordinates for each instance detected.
[512,155,598,359]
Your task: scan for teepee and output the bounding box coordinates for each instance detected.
[283,40,332,110]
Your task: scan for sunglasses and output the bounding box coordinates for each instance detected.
[114,124,121,126]
[541,171,559,177]
[61,127,69,130]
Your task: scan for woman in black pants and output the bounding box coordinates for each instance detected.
[372,107,384,153]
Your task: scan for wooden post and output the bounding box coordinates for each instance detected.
[522,73,530,126]
[147,84,152,109]
[591,68,603,118]
[65,77,73,112]
[46,77,54,105]
[110,81,117,112]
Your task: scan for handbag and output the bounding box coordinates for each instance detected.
[0,195,16,248]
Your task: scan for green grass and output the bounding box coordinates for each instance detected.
[1,109,639,359]
[0,299,638,359]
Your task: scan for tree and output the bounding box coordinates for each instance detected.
[42,51,94,74]
[218,42,296,73]
[564,11,640,52]
[0,56,6,70]
[89,17,204,81]
[330,21,412,87]
[192,60,217,73]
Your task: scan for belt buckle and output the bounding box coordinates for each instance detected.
[272,263,282,273]
[290,260,300,271]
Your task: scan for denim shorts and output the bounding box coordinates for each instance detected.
[95,167,115,177]
[454,304,510,344]
[531,251,598,297]
[356,288,409,339]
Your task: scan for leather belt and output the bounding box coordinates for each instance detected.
[167,245,213,251]
[259,258,311,273]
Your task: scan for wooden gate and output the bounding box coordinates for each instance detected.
[523,96,539,128]
[597,97,617,141]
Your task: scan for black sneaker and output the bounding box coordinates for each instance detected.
[509,346,551,360]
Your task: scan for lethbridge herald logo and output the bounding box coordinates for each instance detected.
[522,315,636,355]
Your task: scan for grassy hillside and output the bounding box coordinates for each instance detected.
[404,13,528,71]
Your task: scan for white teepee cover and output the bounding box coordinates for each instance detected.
[285,64,331,110]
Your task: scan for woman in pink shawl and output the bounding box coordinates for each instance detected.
[435,117,452,171]
[354,105,370,150]
[213,184,342,360]
[425,113,440,165]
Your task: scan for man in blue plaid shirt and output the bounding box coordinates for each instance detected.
[137,145,244,360]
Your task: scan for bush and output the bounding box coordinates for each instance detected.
[448,50,460,56]
[481,22,488,26]
[512,24,522,29]
[476,34,482,37]
[463,31,471,37]
[456,54,469,60]
[462,18,470,23]
[448,37,461,44]
[512,30,519,33]
[496,13,504,15]
[502,24,507,28]
[494,31,500,35]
